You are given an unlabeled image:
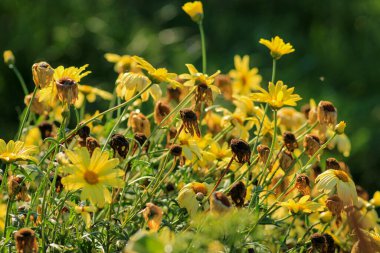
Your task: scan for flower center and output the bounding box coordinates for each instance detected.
[84,170,99,185]
[334,170,349,182]
[58,78,76,87]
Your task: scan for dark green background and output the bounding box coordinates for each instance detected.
[0,0,379,192]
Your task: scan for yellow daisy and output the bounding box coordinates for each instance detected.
[279,195,324,214]
[182,1,203,23]
[315,169,358,205]
[61,147,124,207]
[250,80,301,110]
[229,55,262,95]
[259,36,295,60]
[104,53,137,74]
[75,84,113,108]
[67,201,97,230]
[0,139,38,163]
[179,64,220,92]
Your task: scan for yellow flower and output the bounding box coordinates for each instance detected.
[75,84,113,108]
[315,169,358,206]
[67,201,96,229]
[132,56,181,88]
[182,1,203,23]
[61,147,124,207]
[0,139,38,163]
[370,191,380,207]
[179,64,220,92]
[335,121,346,135]
[39,64,91,105]
[279,195,324,214]
[259,36,295,60]
[3,50,15,65]
[229,55,262,95]
[104,53,137,73]
[116,71,161,102]
[178,182,212,217]
[250,81,301,109]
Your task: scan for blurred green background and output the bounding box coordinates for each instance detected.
[1,0,379,192]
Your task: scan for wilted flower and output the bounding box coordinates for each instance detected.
[303,134,321,157]
[257,144,270,164]
[14,228,38,253]
[228,181,246,207]
[279,150,294,171]
[259,36,295,60]
[142,203,163,232]
[295,174,311,196]
[38,122,54,140]
[8,175,30,201]
[230,138,251,165]
[180,108,201,137]
[128,111,151,137]
[32,61,54,88]
[283,131,298,152]
[325,195,344,224]
[214,74,232,100]
[154,101,171,125]
[110,134,129,159]
[210,192,231,214]
[86,137,100,156]
[133,133,150,153]
[325,158,341,170]
[317,101,337,126]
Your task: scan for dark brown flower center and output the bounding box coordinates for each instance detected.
[58,78,76,87]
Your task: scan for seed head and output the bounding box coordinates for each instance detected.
[169,144,182,157]
[14,228,38,253]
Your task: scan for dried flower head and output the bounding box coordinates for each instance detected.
[169,144,182,157]
[142,203,163,232]
[77,126,90,140]
[283,131,298,152]
[166,86,182,103]
[24,93,49,115]
[128,112,151,137]
[230,138,251,165]
[356,185,369,201]
[301,103,311,120]
[310,233,326,252]
[38,122,53,140]
[295,174,311,196]
[326,158,341,170]
[8,175,30,201]
[214,74,232,100]
[110,134,129,159]
[279,150,294,171]
[257,144,270,164]
[317,101,337,126]
[32,61,54,88]
[303,134,321,157]
[134,133,150,152]
[325,195,344,221]
[86,137,100,156]
[210,192,231,214]
[14,228,38,253]
[195,82,214,112]
[154,101,171,124]
[228,181,246,207]
[180,108,200,137]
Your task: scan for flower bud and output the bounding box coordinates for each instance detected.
[182,1,204,24]
[14,228,38,253]
[32,61,54,88]
[195,192,205,201]
[334,121,346,135]
[319,211,333,223]
[231,139,251,165]
[3,50,15,66]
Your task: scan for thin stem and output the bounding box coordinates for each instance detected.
[198,22,207,73]
[16,86,38,140]
[271,59,277,83]
[102,107,128,151]
[10,65,29,96]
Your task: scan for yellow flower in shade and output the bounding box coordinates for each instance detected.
[250,81,301,110]
[178,182,212,217]
[315,169,358,206]
[75,84,113,108]
[67,201,96,229]
[3,50,15,65]
[0,139,38,163]
[259,36,295,60]
[182,1,203,23]
[229,55,262,95]
[61,147,124,207]
[39,64,91,105]
[279,195,324,214]
[116,71,161,102]
[104,53,137,73]
[0,203,6,231]
[132,56,182,88]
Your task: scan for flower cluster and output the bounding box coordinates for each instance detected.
[0,1,377,252]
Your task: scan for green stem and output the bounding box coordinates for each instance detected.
[16,86,38,140]
[102,107,128,151]
[10,65,29,96]
[198,22,207,73]
[271,59,277,83]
